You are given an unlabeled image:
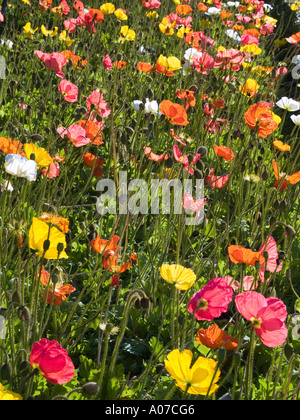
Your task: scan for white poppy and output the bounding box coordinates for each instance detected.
[144,98,160,115]
[276,97,300,112]
[225,29,241,42]
[132,100,143,111]
[205,7,221,15]
[5,154,37,182]
[291,114,300,125]
[1,180,13,192]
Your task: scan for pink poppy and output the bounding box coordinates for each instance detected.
[173,145,201,175]
[214,49,245,71]
[35,50,67,79]
[224,275,258,292]
[206,118,228,134]
[188,277,233,321]
[57,124,91,147]
[73,0,85,15]
[183,193,206,214]
[0,12,4,22]
[86,91,111,119]
[206,168,229,189]
[143,0,161,9]
[191,52,215,75]
[42,162,60,178]
[58,79,78,103]
[30,339,75,385]
[235,291,288,347]
[260,23,274,35]
[241,34,259,46]
[103,54,113,70]
[144,147,169,162]
[258,236,283,282]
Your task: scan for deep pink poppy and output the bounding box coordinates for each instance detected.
[258,236,283,282]
[35,51,67,79]
[188,277,233,321]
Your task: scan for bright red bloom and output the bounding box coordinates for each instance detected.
[188,277,233,321]
[175,89,196,110]
[235,292,288,347]
[30,339,75,384]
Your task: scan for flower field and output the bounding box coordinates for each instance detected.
[0,0,300,401]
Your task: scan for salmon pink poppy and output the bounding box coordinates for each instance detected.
[188,277,233,321]
[30,339,75,384]
[259,236,283,282]
[196,324,238,350]
[58,79,78,103]
[191,52,215,75]
[41,162,60,179]
[160,100,189,126]
[235,292,288,347]
[143,0,161,9]
[173,145,200,175]
[77,120,104,145]
[57,124,91,147]
[144,147,169,162]
[86,91,111,119]
[183,193,206,214]
[206,169,229,189]
[35,50,67,78]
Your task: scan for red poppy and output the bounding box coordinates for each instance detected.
[175,89,196,110]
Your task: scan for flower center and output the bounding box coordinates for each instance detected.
[196,298,208,310]
[250,317,262,329]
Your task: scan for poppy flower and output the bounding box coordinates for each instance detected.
[114,8,128,20]
[286,31,300,44]
[273,140,291,152]
[258,236,283,282]
[38,212,69,233]
[175,89,196,110]
[51,0,70,16]
[196,324,238,350]
[214,145,235,161]
[188,277,233,321]
[90,234,121,255]
[86,91,111,119]
[159,17,176,35]
[176,4,193,15]
[228,245,265,267]
[137,62,153,73]
[0,383,22,400]
[191,52,215,75]
[144,147,169,162]
[23,143,53,169]
[5,154,37,182]
[41,162,60,179]
[155,55,182,76]
[164,349,220,395]
[159,264,197,291]
[83,153,105,178]
[244,102,281,138]
[111,274,120,287]
[272,160,300,191]
[142,0,161,10]
[58,79,78,103]
[103,54,113,70]
[77,120,104,145]
[114,60,127,69]
[160,100,189,126]
[119,25,136,42]
[23,22,39,39]
[0,137,23,155]
[235,292,288,347]
[224,275,258,292]
[276,97,300,112]
[39,266,75,306]
[239,79,259,97]
[102,250,131,274]
[39,0,53,12]
[29,217,68,259]
[34,50,67,78]
[173,145,200,175]
[183,193,206,214]
[57,124,91,147]
[100,2,115,14]
[30,339,75,384]
[205,169,229,189]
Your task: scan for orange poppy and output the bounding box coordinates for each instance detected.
[220,10,233,19]
[232,24,245,31]
[214,145,235,161]
[87,8,104,22]
[114,61,127,69]
[90,234,121,255]
[243,28,260,38]
[83,153,105,178]
[0,137,23,155]
[228,245,265,266]
[196,324,238,351]
[39,266,75,307]
[272,160,300,191]
[38,212,70,233]
[60,50,87,69]
[102,250,131,274]
[160,100,189,126]
[176,4,193,15]
[154,62,175,77]
[244,102,280,138]
[273,140,291,152]
[198,3,208,12]
[137,62,153,73]
[175,89,196,109]
[77,120,104,145]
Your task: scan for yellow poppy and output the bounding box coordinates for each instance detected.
[159,17,176,35]
[100,3,115,15]
[29,217,68,259]
[239,79,259,97]
[23,22,38,39]
[157,55,182,72]
[159,264,196,290]
[24,144,53,169]
[0,383,23,400]
[164,349,221,395]
[114,9,127,20]
[119,25,136,42]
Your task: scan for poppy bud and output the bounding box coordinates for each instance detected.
[194,169,203,179]
[269,216,276,227]
[43,239,50,251]
[285,225,296,238]
[262,170,269,180]
[0,363,12,381]
[147,88,154,99]
[284,344,294,361]
[30,134,43,142]
[263,251,269,260]
[191,230,200,237]
[279,200,287,211]
[82,382,99,396]
[278,251,285,260]
[273,200,280,210]
[197,146,208,157]
[140,297,151,310]
[19,360,31,375]
[17,306,31,321]
[232,351,241,366]
[155,363,165,374]
[57,242,65,254]
[217,348,227,364]
[134,298,142,310]
[256,212,262,225]
[116,52,123,61]
[196,160,204,171]
[30,153,36,161]
[11,291,21,304]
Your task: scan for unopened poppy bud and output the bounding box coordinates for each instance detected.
[155,363,165,374]
[264,270,271,280]
[194,169,203,179]
[284,344,294,361]
[196,160,204,171]
[273,199,280,210]
[11,291,21,304]
[279,200,287,211]
[232,351,241,366]
[263,251,269,260]
[140,297,151,310]
[82,382,99,396]
[189,85,198,92]
[147,88,154,99]
[52,274,59,284]
[262,170,269,180]
[116,53,123,61]
[278,251,285,260]
[18,306,31,321]
[43,239,50,251]
[0,363,12,381]
[255,260,261,270]
[165,157,173,168]
[30,134,43,142]
[217,348,227,364]
[285,225,296,238]
[192,230,200,238]
[134,298,142,310]
[19,360,31,375]
[30,153,36,161]
[57,242,65,254]
[270,216,276,227]
[256,212,262,225]
[197,146,208,157]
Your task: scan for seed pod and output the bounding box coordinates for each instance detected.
[262,170,269,180]
[43,239,50,251]
[82,382,99,396]
[19,360,31,375]
[217,348,227,364]
[279,200,287,211]
[57,242,65,254]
